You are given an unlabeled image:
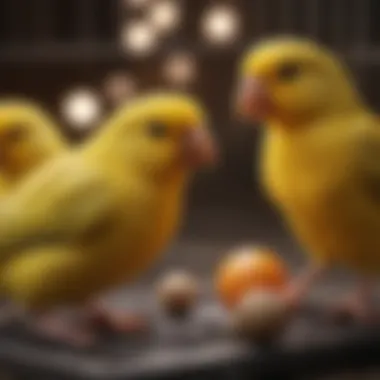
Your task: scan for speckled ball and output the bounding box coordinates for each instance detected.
[156,270,200,318]
[231,290,290,344]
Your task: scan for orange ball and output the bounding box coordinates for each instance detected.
[215,246,289,308]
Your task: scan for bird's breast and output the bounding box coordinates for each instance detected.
[260,130,339,208]
[84,183,184,287]
[259,129,359,263]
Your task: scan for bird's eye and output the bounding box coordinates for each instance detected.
[148,121,168,138]
[277,62,301,81]
[3,124,28,143]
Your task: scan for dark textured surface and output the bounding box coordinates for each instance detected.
[0,211,379,380]
[0,283,380,380]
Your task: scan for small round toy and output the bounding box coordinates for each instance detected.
[156,270,199,318]
[231,290,290,344]
[215,245,289,308]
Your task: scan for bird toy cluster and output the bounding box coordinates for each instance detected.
[157,246,291,344]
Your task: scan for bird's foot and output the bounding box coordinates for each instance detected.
[30,315,96,348]
[282,286,303,312]
[330,293,378,326]
[27,306,148,347]
[282,264,326,312]
[84,303,148,335]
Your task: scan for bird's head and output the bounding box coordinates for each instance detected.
[0,100,66,181]
[235,36,363,127]
[98,92,218,182]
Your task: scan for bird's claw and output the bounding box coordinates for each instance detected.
[282,287,303,312]
[31,317,97,348]
[329,297,379,326]
[85,304,148,335]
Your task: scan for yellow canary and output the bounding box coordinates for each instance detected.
[0,92,217,344]
[0,99,66,187]
[235,36,380,322]
[0,100,68,328]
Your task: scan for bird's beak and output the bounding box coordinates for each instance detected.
[181,127,219,168]
[235,77,273,123]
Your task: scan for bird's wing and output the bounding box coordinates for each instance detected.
[354,121,380,204]
[0,156,115,259]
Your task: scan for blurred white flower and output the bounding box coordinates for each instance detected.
[61,88,102,129]
[201,5,241,45]
[104,73,137,105]
[120,20,158,57]
[148,0,181,34]
[163,52,196,87]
